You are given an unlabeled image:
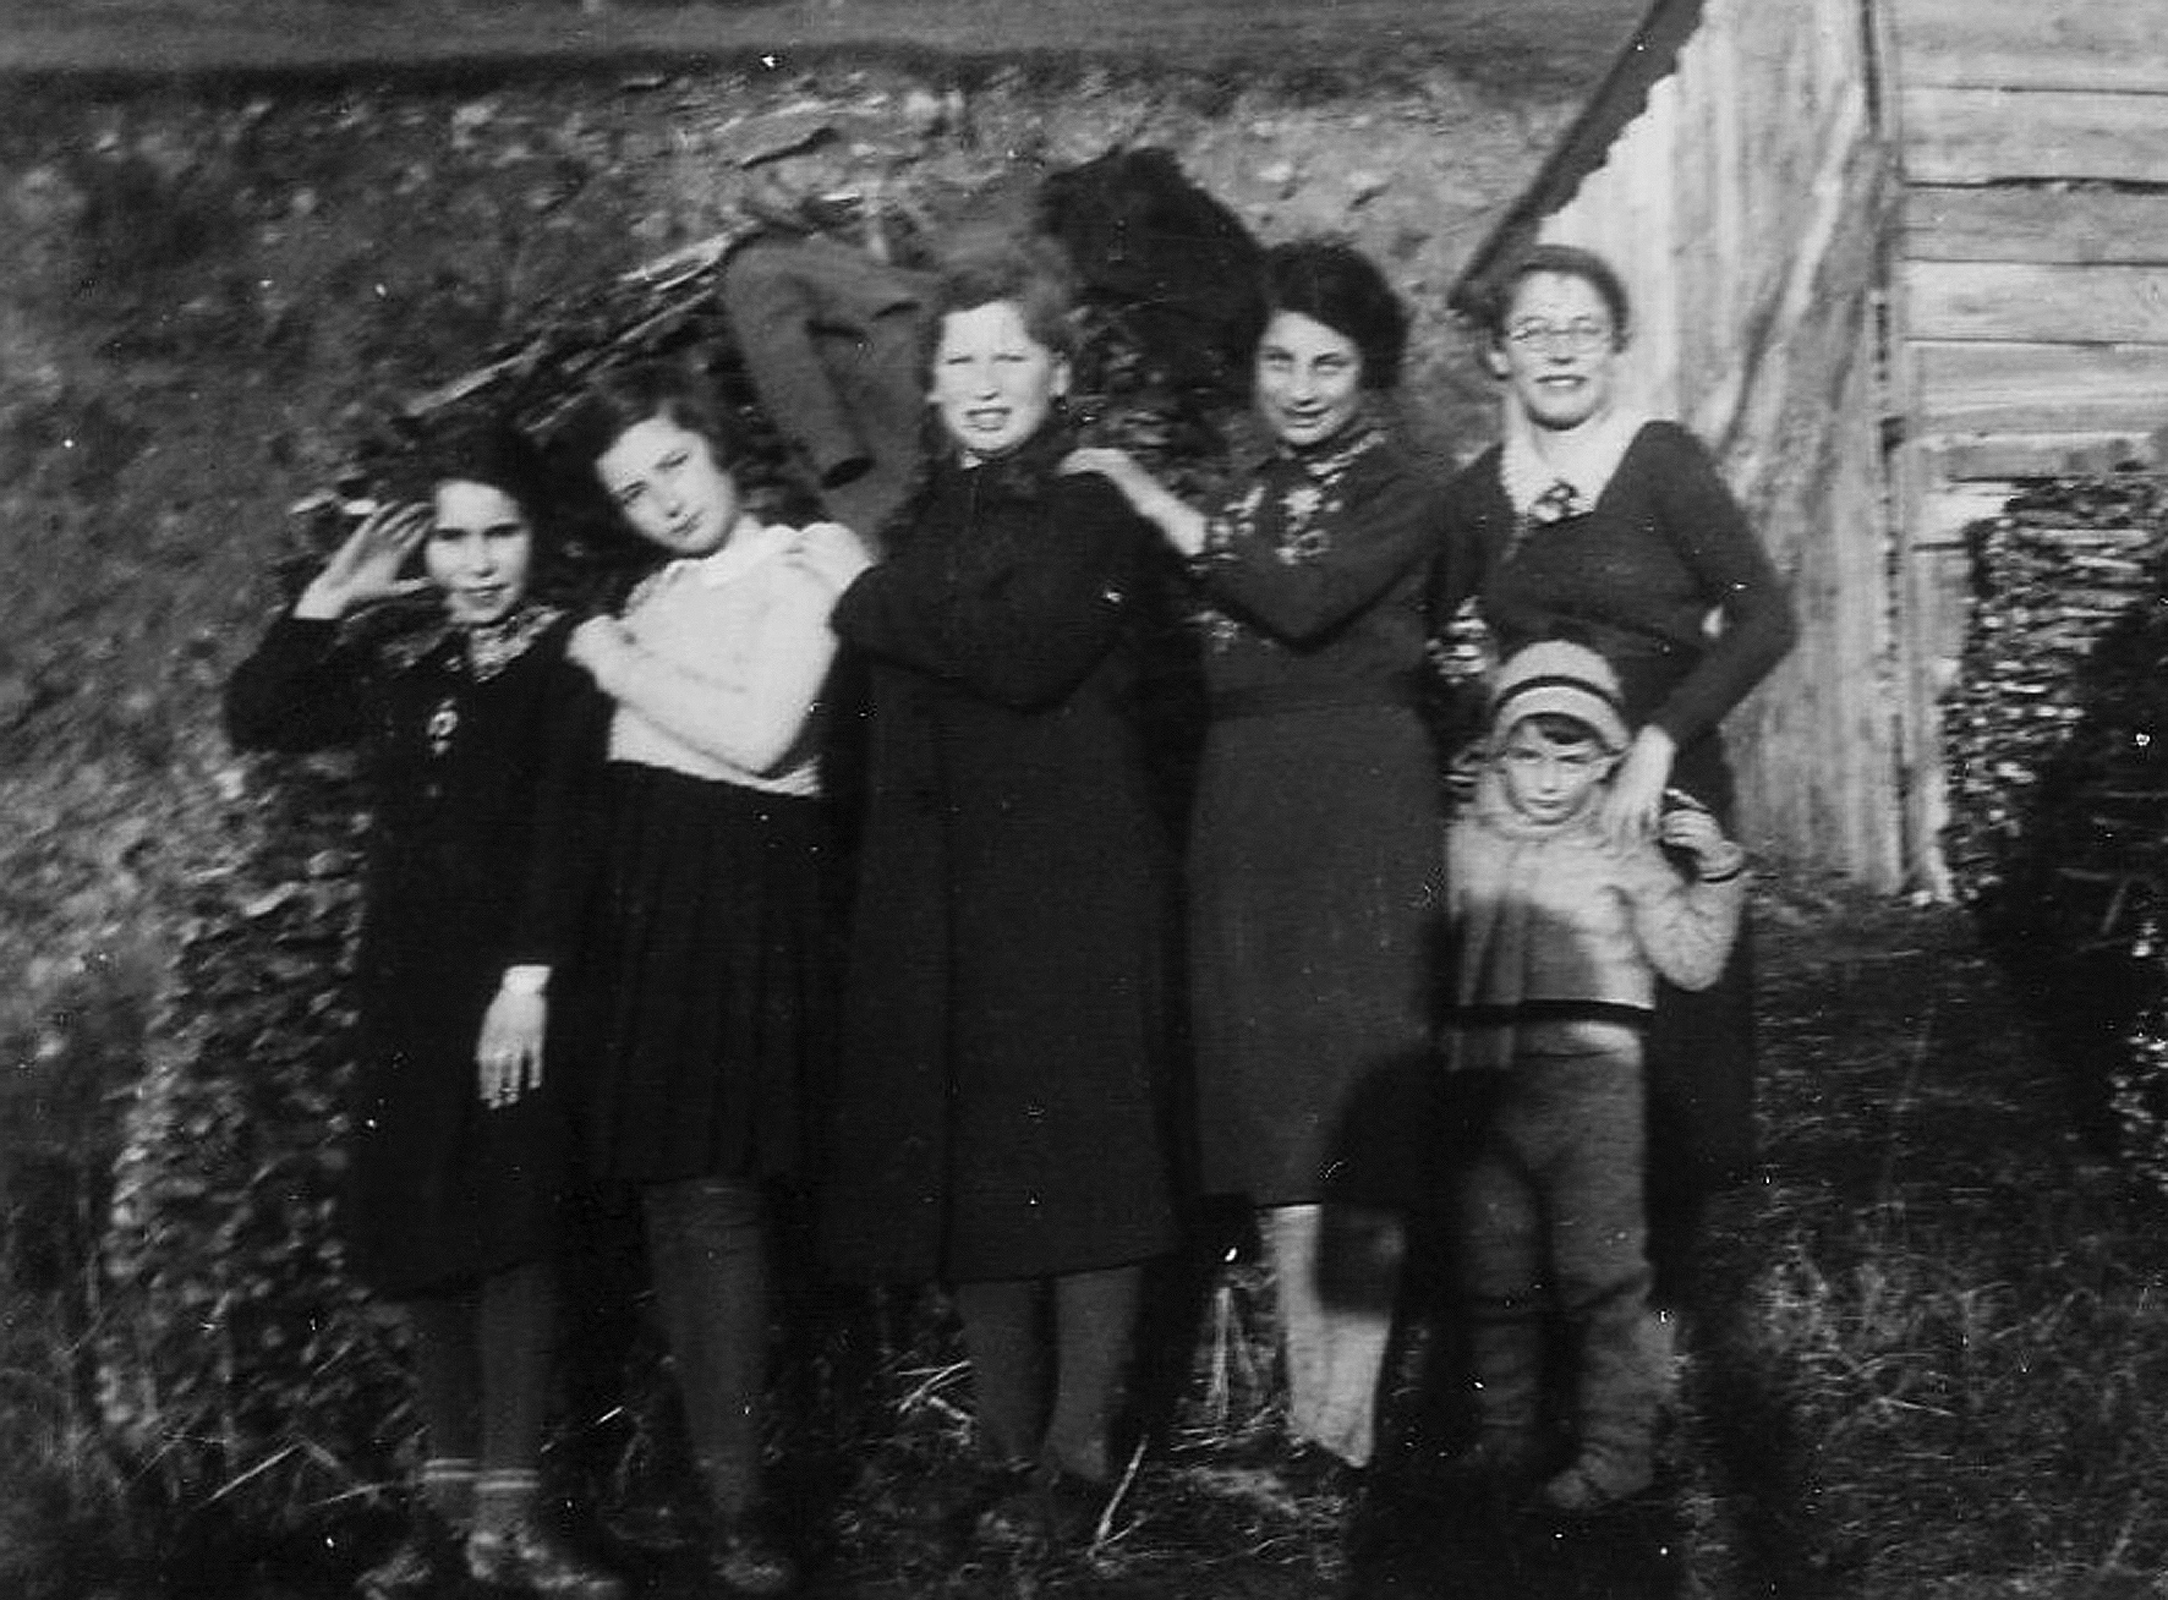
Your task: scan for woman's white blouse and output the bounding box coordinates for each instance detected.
[598,518,841,797]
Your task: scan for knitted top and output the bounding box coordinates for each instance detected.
[1190,412,1444,712]
[1444,767,1745,1071]
[1433,420,1796,749]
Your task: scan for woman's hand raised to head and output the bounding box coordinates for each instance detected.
[1061,447,1210,557]
[785,522,875,595]
[294,502,436,621]
[1600,723,1677,849]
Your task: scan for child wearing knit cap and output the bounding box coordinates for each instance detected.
[1443,639,1746,1513]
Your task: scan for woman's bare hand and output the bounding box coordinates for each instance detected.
[1062,447,1209,557]
[295,502,435,621]
[567,615,633,678]
[1600,724,1676,848]
[476,988,546,1108]
[787,522,875,594]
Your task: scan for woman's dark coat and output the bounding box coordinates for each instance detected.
[820,431,1179,1285]
[223,608,604,1299]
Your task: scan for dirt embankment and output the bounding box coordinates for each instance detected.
[0,58,1567,1072]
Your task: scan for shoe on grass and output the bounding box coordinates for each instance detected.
[708,1515,799,1597]
[1538,1451,1653,1515]
[354,1516,460,1600]
[464,1519,627,1600]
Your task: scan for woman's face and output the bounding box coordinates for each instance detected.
[1495,270,1623,433]
[426,480,533,627]
[1253,311,1365,449]
[596,413,740,558]
[928,300,1070,463]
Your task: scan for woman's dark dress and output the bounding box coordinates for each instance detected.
[820,429,1179,1285]
[224,608,604,1299]
[1186,416,1446,1210]
[1431,419,1797,1193]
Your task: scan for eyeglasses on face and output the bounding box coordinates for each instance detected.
[1503,318,1614,353]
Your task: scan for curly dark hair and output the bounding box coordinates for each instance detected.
[1240,239,1410,392]
[553,360,753,475]
[401,414,549,524]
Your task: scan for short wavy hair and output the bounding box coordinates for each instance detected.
[1478,243,1632,348]
[924,225,1081,367]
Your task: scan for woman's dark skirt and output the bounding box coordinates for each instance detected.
[346,1003,574,1300]
[1649,732,1757,1194]
[1189,702,1445,1211]
[580,762,834,1187]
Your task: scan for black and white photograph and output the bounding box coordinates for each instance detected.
[2,1,2165,1595]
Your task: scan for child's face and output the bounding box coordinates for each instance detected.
[596,413,740,559]
[1498,720,1615,824]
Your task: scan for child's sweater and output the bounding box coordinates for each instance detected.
[1445,770,1745,1072]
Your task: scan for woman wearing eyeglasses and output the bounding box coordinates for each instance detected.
[1431,242,1796,1325]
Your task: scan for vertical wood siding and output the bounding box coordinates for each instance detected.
[1529,0,1906,886]
[1888,0,2168,894]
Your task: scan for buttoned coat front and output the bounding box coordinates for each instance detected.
[820,432,1179,1285]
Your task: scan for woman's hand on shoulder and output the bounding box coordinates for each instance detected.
[294,502,434,621]
[1061,446,1154,501]
[567,615,633,679]
[1601,724,1676,849]
[785,521,875,595]
[1061,447,1207,556]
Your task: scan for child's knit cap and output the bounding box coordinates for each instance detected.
[1487,639,1630,752]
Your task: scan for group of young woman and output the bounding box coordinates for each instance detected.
[226,225,1793,1600]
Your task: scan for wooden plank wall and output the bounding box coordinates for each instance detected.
[1534,0,1906,886]
[1889,0,2168,893]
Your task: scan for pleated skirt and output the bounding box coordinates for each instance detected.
[580,762,835,1186]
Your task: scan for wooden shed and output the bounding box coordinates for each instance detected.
[1453,0,2168,894]
[1884,0,2168,895]
[1452,0,1905,887]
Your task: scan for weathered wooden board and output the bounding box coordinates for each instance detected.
[1905,261,2168,344]
[1903,87,2168,184]
[1913,342,2168,434]
[1905,186,2168,265]
[1888,0,2168,94]
[1925,430,2167,481]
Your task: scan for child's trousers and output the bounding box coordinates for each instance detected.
[1454,1045,1663,1484]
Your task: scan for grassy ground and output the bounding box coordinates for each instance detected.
[25,881,2168,1599]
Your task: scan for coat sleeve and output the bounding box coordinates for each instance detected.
[222,614,370,753]
[1426,458,1498,632]
[595,566,842,776]
[830,475,1147,711]
[503,644,614,974]
[1643,423,1799,748]
[1618,837,1745,993]
[1197,450,1442,646]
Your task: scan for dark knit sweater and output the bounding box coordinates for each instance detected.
[1432,420,1796,749]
